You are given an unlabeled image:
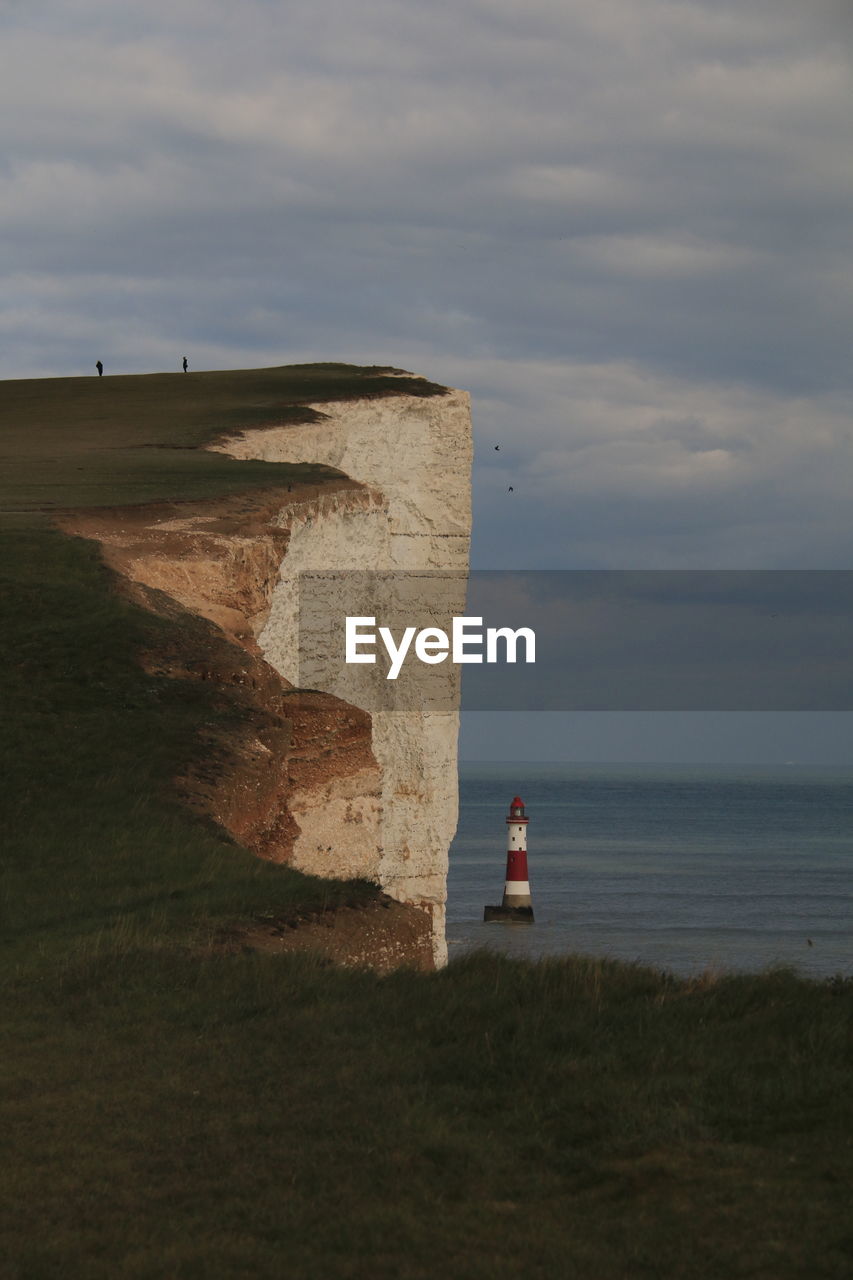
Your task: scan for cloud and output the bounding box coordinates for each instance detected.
[421,353,853,569]
[573,234,761,279]
[1,0,851,577]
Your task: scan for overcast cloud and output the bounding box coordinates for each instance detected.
[3,0,852,756]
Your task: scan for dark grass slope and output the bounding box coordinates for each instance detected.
[2,365,852,1278]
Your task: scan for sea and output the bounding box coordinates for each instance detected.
[446,762,852,979]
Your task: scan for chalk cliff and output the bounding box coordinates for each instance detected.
[61,381,472,968]
[212,389,472,967]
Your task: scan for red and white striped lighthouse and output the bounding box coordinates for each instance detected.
[484,795,535,922]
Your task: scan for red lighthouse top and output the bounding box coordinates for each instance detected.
[507,796,528,823]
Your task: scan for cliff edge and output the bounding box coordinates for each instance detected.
[213,388,471,966]
[60,379,472,968]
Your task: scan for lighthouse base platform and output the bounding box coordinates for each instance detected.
[484,905,535,923]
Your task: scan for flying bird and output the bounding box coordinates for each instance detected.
[508,486,514,493]
[494,444,500,451]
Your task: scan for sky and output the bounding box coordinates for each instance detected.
[2,0,851,761]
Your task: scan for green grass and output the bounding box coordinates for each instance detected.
[2,365,852,1277]
[1,949,851,1279]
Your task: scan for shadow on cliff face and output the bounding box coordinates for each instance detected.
[56,485,384,869]
[125,576,374,867]
[44,489,437,972]
[129,580,434,970]
[1,519,439,975]
[2,364,454,974]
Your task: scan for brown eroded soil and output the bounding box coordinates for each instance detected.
[221,894,434,973]
[57,480,380,646]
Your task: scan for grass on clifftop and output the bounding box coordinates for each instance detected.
[0,362,446,521]
[2,365,852,1278]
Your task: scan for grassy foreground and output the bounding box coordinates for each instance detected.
[2,949,851,1278]
[2,365,852,1277]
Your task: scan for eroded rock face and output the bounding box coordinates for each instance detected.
[213,390,473,966]
[58,384,472,969]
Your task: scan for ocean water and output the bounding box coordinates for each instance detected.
[446,762,852,978]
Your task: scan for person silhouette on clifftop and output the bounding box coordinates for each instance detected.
[182,356,188,373]
[96,360,103,377]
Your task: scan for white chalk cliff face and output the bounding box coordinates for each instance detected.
[212,389,472,966]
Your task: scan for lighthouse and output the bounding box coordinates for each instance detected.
[484,795,534,922]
